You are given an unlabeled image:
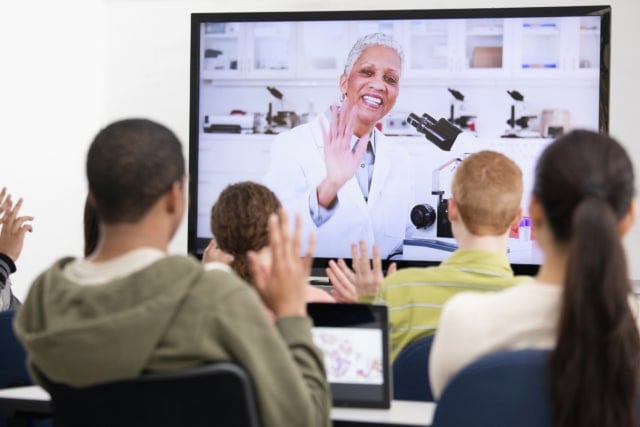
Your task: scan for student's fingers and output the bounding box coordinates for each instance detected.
[335,258,356,285]
[266,213,283,263]
[327,262,357,302]
[387,262,398,277]
[4,198,23,226]
[357,240,371,274]
[330,259,354,283]
[219,252,234,265]
[291,212,303,264]
[278,208,291,245]
[202,239,217,264]
[248,250,268,294]
[372,244,383,276]
[302,231,316,275]
[0,187,6,213]
[0,193,12,219]
[350,243,362,274]
[13,216,34,233]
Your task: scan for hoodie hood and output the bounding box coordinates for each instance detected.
[14,255,203,387]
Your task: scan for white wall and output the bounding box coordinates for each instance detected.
[0,0,105,300]
[3,0,640,300]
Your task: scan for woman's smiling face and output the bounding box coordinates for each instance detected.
[339,44,402,136]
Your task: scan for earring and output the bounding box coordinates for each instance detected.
[340,92,346,102]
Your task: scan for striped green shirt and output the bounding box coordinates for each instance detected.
[363,249,531,361]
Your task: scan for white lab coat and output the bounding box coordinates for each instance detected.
[263,115,415,259]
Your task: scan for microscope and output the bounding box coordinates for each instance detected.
[447,88,477,132]
[406,112,475,239]
[502,90,538,138]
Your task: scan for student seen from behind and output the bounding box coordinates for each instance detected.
[0,187,33,311]
[430,130,640,427]
[329,150,530,361]
[13,118,331,427]
[203,181,334,317]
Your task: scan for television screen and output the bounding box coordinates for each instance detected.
[188,6,610,275]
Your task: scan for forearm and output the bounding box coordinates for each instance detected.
[0,252,16,291]
[275,317,332,427]
[216,289,331,427]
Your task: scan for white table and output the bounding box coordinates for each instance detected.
[0,385,434,426]
[332,400,435,426]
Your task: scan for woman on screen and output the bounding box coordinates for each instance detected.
[263,32,414,259]
[430,130,640,427]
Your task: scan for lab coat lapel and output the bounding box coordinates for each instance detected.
[308,116,330,180]
[367,132,391,206]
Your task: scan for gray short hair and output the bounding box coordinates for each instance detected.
[343,32,404,76]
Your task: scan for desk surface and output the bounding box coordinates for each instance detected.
[332,400,434,426]
[0,385,434,426]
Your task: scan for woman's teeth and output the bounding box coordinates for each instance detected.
[362,95,382,107]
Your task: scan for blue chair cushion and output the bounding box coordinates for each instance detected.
[432,349,552,427]
[392,334,435,401]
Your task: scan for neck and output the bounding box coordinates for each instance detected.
[535,244,568,286]
[452,220,510,254]
[354,124,374,139]
[455,232,510,255]
[91,219,171,262]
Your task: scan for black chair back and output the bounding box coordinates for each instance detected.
[392,334,435,401]
[45,363,261,427]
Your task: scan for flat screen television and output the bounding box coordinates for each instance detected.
[188,6,611,276]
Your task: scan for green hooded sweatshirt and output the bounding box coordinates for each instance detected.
[14,255,331,427]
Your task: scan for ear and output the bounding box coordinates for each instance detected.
[339,73,348,97]
[165,180,183,214]
[619,200,636,237]
[511,207,524,229]
[528,195,546,231]
[447,198,459,222]
[86,191,97,208]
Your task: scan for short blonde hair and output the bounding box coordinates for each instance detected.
[451,150,523,235]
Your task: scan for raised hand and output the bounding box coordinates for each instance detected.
[202,238,234,265]
[249,209,315,318]
[0,187,11,218]
[0,196,34,262]
[327,241,396,302]
[316,102,368,208]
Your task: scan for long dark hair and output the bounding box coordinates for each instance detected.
[83,195,100,257]
[533,130,640,427]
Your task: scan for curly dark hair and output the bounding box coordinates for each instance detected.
[210,182,281,284]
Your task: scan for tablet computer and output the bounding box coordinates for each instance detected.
[307,303,391,408]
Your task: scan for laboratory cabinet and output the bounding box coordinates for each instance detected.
[199,17,601,81]
[511,16,601,78]
[200,22,297,79]
[195,133,274,237]
[403,18,510,79]
[200,21,401,80]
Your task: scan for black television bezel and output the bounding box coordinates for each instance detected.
[188,5,611,277]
